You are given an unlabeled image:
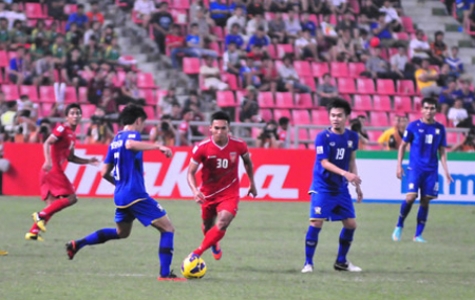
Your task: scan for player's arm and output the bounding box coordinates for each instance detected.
[396,140,409,179]
[42,134,58,171]
[125,140,172,157]
[321,158,362,186]
[68,148,99,165]
[438,146,453,182]
[187,160,205,204]
[101,162,115,185]
[242,152,257,197]
[348,151,363,203]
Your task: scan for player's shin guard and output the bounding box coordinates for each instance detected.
[396,200,413,228]
[305,226,321,265]
[76,228,120,250]
[415,206,429,237]
[193,226,226,256]
[159,232,174,277]
[337,228,355,264]
[40,198,72,218]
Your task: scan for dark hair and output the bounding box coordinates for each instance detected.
[278,117,290,126]
[65,103,82,115]
[120,104,147,125]
[39,118,51,125]
[421,97,438,108]
[211,111,231,124]
[435,30,444,37]
[6,101,16,109]
[322,73,331,79]
[350,118,362,132]
[44,50,53,56]
[327,98,352,116]
[20,94,28,100]
[182,108,193,116]
[77,4,84,9]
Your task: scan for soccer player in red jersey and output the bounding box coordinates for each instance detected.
[187,111,257,261]
[25,103,99,241]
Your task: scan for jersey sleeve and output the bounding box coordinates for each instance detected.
[353,131,359,151]
[239,141,249,157]
[315,133,330,160]
[51,124,66,139]
[439,125,447,148]
[191,144,205,165]
[104,145,113,164]
[402,123,414,143]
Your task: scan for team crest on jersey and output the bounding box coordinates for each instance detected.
[348,140,353,148]
[314,207,321,215]
[229,152,237,163]
[57,125,64,132]
[409,183,414,190]
[435,129,440,135]
[329,142,335,147]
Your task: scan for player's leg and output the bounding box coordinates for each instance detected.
[302,192,326,273]
[393,168,421,241]
[26,196,55,241]
[202,216,221,259]
[414,171,438,242]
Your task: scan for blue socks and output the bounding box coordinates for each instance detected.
[397,201,413,228]
[415,206,429,237]
[304,226,321,265]
[159,232,174,277]
[76,228,120,250]
[337,228,355,264]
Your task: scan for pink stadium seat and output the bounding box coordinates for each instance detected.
[295,93,314,108]
[212,26,224,40]
[137,73,156,89]
[41,103,53,118]
[311,110,328,125]
[401,16,415,34]
[64,4,77,14]
[330,62,349,78]
[376,79,395,95]
[171,0,190,9]
[143,106,155,119]
[64,87,78,103]
[394,96,413,112]
[446,132,459,145]
[221,73,239,90]
[258,92,275,108]
[372,95,391,111]
[276,44,294,58]
[0,50,8,67]
[302,76,316,91]
[370,112,389,126]
[20,85,39,102]
[78,87,88,103]
[25,3,47,19]
[408,112,420,122]
[260,108,273,121]
[291,128,310,143]
[138,89,155,105]
[348,62,365,78]
[366,130,382,142]
[183,57,201,74]
[353,95,372,111]
[337,78,356,94]
[413,96,422,110]
[393,32,409,41]
[275,92,294,108]
[356,78,375,94]
[435,113,447,126]
[2,84,19,100]
[171,9,188,25]
[216,90,237,107]
[292,109,311,124]
[208,42,222,56]
[294,61,312,77]
[312,62,329,78]
[273,109,292,122]
[267,45,278,59]
[81,104,96,119]
[309,129,322,141]
[39,86,55,103]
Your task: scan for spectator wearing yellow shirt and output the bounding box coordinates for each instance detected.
[415,58,441,98]
[378,115,408,150]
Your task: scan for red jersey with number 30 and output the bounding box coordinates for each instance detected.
[191,136,248,198]
[51,124,76,171]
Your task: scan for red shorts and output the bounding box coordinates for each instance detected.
[201,194,239,221]
[39,169,75,200]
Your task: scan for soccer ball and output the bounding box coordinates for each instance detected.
[181,255,207,279]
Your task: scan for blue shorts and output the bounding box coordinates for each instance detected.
[309,191,355,221]
[406,168,439,198]
[114,197,167,226]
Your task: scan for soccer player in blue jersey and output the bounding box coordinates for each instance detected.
[65,104,185,281]
[302,98,363,273]
[392,97,453,243]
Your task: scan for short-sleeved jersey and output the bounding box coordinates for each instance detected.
[191,136,248,198]
[403,120,447,172]
[50,124,76,171]
[310,128,359,193]
[104,130,148,207]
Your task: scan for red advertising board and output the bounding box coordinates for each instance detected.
[3,143,314,201]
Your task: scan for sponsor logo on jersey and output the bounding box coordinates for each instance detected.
[409,183,414,189]
[435,129,440,135]
[348,140,353,148]
[419,129,424,133]
[230,152,237,163]
[329,142,335,147]
[316,146,323,154]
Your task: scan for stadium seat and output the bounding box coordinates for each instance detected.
[81,104,97,119]
[138,89,155,105]
[171,0,190,9]
[276,44,294,59]
[291,128,310,144]
[330,62,349,78]
[309,128,322,140]
[20,85,39,102]
[311,110,328,125]
[0,50,8,67]
[64,4,77,14]
[273,109,292,122]
[25,3,47,19]
[221,73,239,90]
[337,78,356,94]
[182,57,201,74]
[275,92,294,108]
[267,45,278,59]
[39,86,55,103]
[295,93,314,109]
[40,103,54,118]
[353,95,372,111]
[292,109,311,124]
[356,78,375,94]
[171,9,188,25]
[260,108,273,121]
[376,79,395,95]
[216,90,237,107]
[348,62,365,78]
[143,105,156,119]
[64,87,78,103]
[312,62,329,78]
[370,111,389,126]
[413,96,422,110]
[435,113,447,126]
[372,95,391,111]
[446,132,460,145]
[136,73,157,89]
[294,61,312,77]
[393,32,409,41]
[366,130,382,143]
[78,87,88,103]
[401,16,415,34]
[408,112,419,122]
[393,96,413,112]
[1,84,19,100]
[212,26,224,40]
[301,76,316,92]
[258,92,275,108]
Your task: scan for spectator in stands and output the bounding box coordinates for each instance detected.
[31,19,48,42]
[454,78,475,114]
[149,114,176,146]
[329,0,349,15]
[1,101,17,141]
[66,4,88,32]
[309,0,332,15]
[371,13,394,46]
[448,98,469,127]
[159,87,179,115]
[409,29,431,65]
[259,57,278,93]
[7,2,26,30]
[240,55,261,87]
[246,26,270,52]
[84,21,102,45]
[170,102,182,121]
[166,24,186,69]
[47,0,67,21]
[200,55,229,90]
[51,34,67,64]
[247,0,266,17]
[379,0,401,32]
[363,46,401,80]
[360,0,380,24]
[277,116,290,148]
[100,25,117,46]
[183,91,202,111]
[415,58,441,98]
[33,50,55,87]
[278,55,311,95]
[151,2,174,54]
[350,117,369,150]
[0,17,8,49]
[390,45,413,80]
[438,78,458,115]
[266,0,287,12]
[430,31,447,67]
[229,0,247,15]
[17,95,38,120]
[300,12,317,37]
[295,29,319,61]
[87,62,112,105]
[317,73,338,106]
[210,0,230,27]
[456,0,474,22]
[118,70,145,106]
[9,19,27,49]
[320,13,338,43]
[239,85,260,122]
[105,37,121,64]
[188,102,205,137]
[256,120,280,148]
[85,106,115,145]
[61,47,88,88]
[8,46,32,87]
[336,10,359,38]
[223,42,242,75]
[0,91,6,116]
[87,1,105,26]
[225,23,245,50]
[185,23,219,58]
[83,36,103,68]
[451,127,475,152]
[246,13,268,38]
[315,30,332,61]
[268,11,287,44]
[100,87,118,116]
[377,114,408,150]
[193,8,217,43]
[437,63,457,88]
[30,118,52,144]
[226,7,246,34]
[66,22,82,47]
[445,46,464,78]
[284,9,302,41]
[334,29,357,62]
[178,108,194,146]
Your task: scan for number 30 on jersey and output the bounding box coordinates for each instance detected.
[216,158,228,169]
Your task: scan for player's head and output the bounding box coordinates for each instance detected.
[421,97,437,122]
[210,111,231,144]
[120,104,147,131]
[327,98,351,131]
[65,103,82,127]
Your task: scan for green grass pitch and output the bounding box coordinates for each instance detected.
[1,197,475,300]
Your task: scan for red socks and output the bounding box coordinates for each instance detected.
[193,226,226,256]
[39,198,71,218]
[29,215,51,234]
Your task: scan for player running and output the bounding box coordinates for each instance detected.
[302,98,363,273]
[187,111,257,261]
[26,103,99,241]
[392,97,452,243]
[65,105,184,281]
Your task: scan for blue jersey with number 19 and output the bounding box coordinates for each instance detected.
[104,130,148,207]
[309,128,359,193]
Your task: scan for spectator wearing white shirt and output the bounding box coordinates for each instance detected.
[200,56,229,91]
[447,98,469,127]
[284,9,302,40]
[330,0,348,15]
[379,0,401,32]
[390,46,413,79]
[246,13,268,38]
[277,55,311,97]
[226,6,246,33]
[133,0,156,28]
[6,2,26,30]
[320,14,338,43]
[223,42,241,75]
[409,30,431,65]
[294,29,318,61]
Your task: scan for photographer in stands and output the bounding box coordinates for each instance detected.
[256,120,280,149]
[85,106,115,144]
[149,114,176,147]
